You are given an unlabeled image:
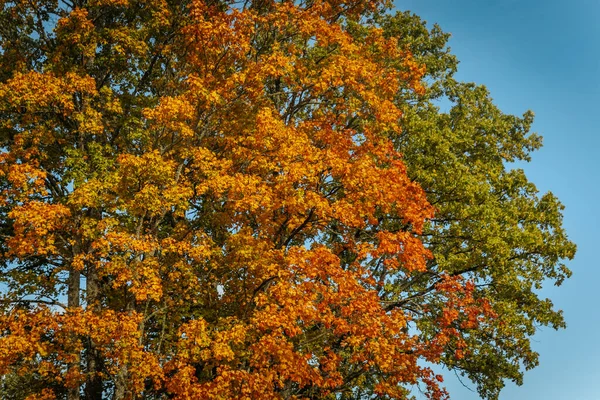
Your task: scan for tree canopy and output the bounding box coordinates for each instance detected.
[0,0,575,399]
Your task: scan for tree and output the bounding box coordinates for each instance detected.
[0,1,574,400]
[376,12,575,399]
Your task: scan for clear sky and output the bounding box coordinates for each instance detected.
[394,1,600,399]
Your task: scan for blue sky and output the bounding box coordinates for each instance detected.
[394,1,599,399]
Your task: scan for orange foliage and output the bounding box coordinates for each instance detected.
[0,0,495,398]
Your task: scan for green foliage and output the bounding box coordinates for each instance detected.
[380,11,576,399]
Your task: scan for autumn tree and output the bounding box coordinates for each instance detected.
[0,1,574,400]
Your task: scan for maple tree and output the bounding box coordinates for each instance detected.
[0,1,575,400]
[377,12,576,398]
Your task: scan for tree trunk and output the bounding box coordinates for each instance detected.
[67,268,81,400]
[84,260,104,400]
[112,364,129,400]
